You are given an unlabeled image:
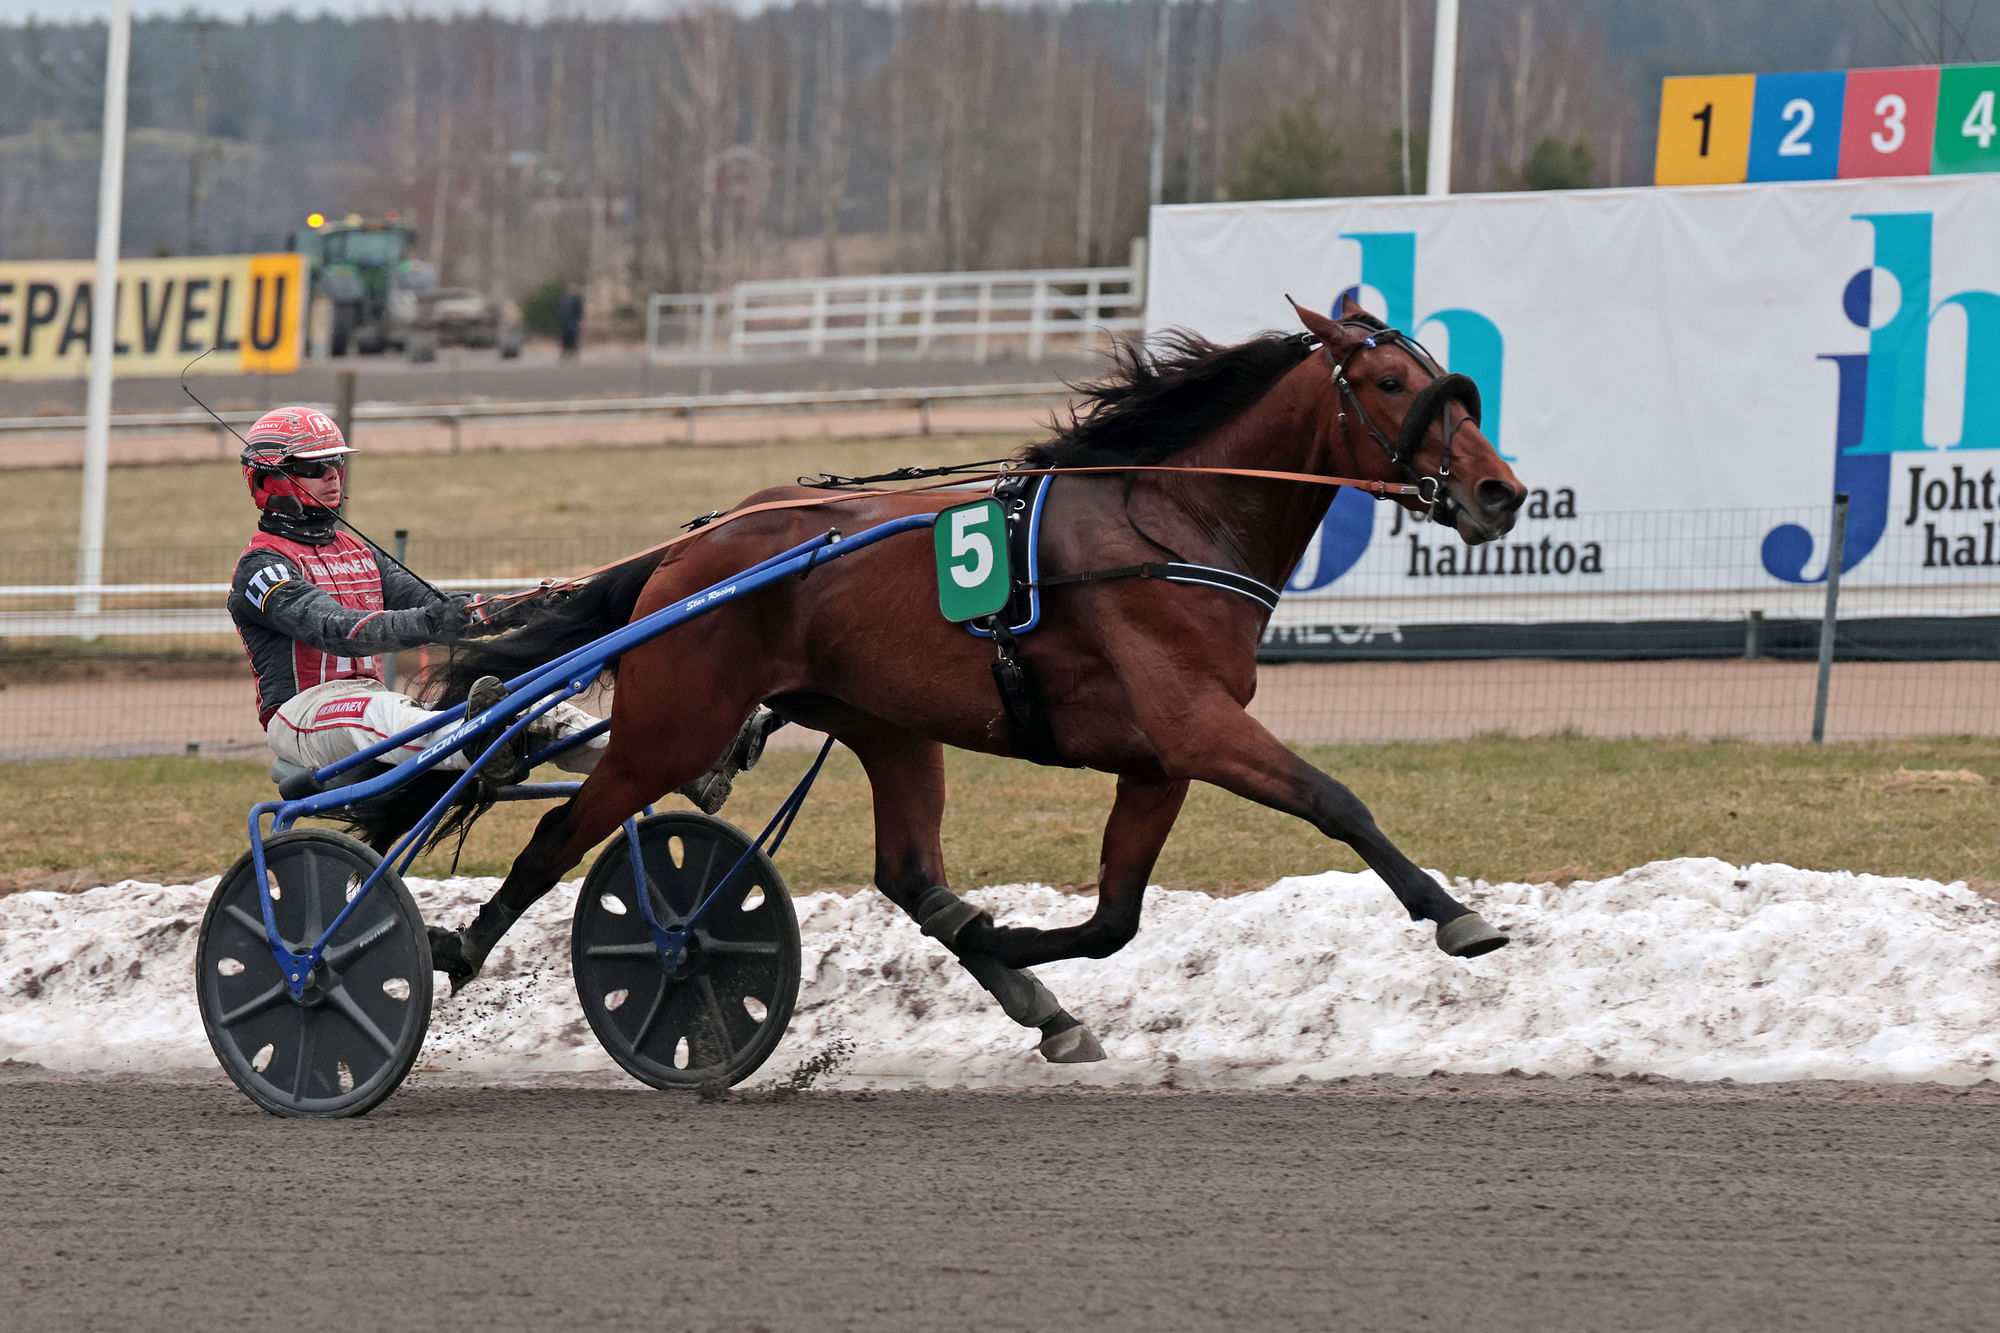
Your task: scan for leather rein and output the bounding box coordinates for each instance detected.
[491,461,1418,607]
[493,323,1471,607]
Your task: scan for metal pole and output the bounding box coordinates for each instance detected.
[77,0,132,618]
[1425,0,1459,196]
[333,368,356,478]
[383,529,409,693]
[1811,493,1849,744]
[333,369,357,442]
[1399,0,1413,194]
[1147,0,1170,209]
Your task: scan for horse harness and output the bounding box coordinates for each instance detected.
[974,469,1284,768]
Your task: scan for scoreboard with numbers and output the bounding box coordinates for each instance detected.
[1655,63,2000,185]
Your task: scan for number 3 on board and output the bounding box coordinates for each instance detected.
[1655,75,1755,184]
[1838,67,1937,177]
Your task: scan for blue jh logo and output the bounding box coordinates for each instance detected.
[1289,231,1508,591]
[1762,210,2000,583]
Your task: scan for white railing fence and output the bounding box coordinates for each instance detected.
[647,255,1147,365]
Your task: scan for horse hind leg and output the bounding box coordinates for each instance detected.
[831,714,1104,1063]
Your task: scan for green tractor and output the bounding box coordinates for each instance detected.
[291,215,518,359]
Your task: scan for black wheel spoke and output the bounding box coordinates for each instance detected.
[299,852,324,939]
[694,933,780,957]
[324,984,400,1060]
[218,980,290,1028]
[223,903,283,950]
[289,1008,316,1102]
[629,976,674,1052]
[695,837,724,903]
[584,941,661,961]
[322,917,398,969]
[642,869,685,928]
[694,975,737,1062]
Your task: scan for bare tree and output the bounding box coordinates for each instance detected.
[819,2,848,275]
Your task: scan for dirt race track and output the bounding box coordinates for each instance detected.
[3,1074,1996,1332]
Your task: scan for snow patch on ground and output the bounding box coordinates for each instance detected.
[3,858,1997,1088]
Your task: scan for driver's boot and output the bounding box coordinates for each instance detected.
[677,708,786,814]
[464,675,527,786]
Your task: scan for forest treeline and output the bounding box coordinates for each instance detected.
[0,0,1978,327]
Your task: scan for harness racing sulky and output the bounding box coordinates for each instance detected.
[195,298,1527,1117]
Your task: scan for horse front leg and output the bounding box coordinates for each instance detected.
[1165,707,1506,957]
[952,775,1189,970]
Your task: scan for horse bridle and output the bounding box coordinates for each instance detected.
[1303,321,1483,527]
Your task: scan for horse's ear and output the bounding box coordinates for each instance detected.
[1338,291,1368,320]
[1286,295,1341,346]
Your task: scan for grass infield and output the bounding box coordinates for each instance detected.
[3,737,1995,900]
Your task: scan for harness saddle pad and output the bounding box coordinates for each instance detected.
[965,472,1051,639]
[964,471,1283,642]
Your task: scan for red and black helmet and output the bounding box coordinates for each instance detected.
[240,406,355,510]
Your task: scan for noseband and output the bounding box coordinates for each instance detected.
[1304,323,1481,526]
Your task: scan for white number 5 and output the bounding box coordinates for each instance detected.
[948,508,993,587]
[1872,93,1907,153]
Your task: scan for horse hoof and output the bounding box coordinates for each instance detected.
[1038,1024,1106,1064]
[427,926,481,994]
[1436,912,1509,958]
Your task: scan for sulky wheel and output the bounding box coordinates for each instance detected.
[197,829,432,1118]
[573,812,800,1090]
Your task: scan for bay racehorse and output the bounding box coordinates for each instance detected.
[408,297,1526,1062]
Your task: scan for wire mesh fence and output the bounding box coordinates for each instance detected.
[2,503,1995,761]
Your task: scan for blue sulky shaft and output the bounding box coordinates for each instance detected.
[245,513,937,996]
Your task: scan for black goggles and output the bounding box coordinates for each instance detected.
[280,458,346,479]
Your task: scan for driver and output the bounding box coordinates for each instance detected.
[227,405,605,783]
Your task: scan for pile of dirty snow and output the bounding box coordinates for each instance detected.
[2,858,1996,1088]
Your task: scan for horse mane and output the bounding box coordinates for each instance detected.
[1022,328,1316,469]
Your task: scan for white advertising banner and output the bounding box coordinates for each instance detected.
[1146,177,2000,630]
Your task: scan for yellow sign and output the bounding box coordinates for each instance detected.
[0,253,305,381]
[1655,75,1757,185]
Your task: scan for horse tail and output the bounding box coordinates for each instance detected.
[337,548,669,859]
[339,770,473,862]
[419,546,671,711]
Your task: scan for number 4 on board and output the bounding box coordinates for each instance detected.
[1934,64,2000,173]
[1963,89,1996,148]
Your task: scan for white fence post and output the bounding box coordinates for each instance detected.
[1028,277,1048,361]
[974,280,993,364]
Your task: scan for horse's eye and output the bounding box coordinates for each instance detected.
[1379,378,1403,393]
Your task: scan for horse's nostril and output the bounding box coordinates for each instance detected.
[1478,479,1525,514]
